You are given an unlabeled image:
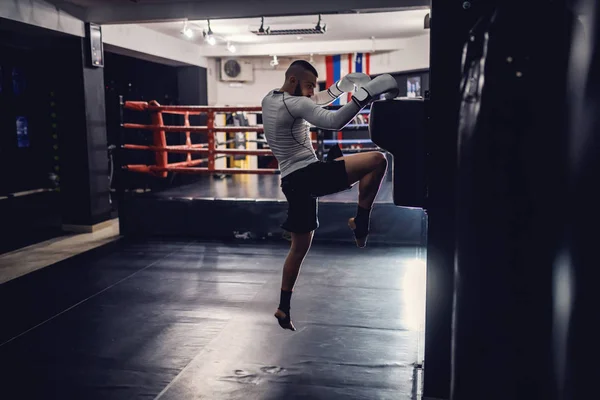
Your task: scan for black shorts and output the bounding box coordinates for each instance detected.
[280,159,351,233]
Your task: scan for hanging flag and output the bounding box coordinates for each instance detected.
[326,53,371,105]
[326,55,342,105]
[355,53,364,73]
[352,52,371,75]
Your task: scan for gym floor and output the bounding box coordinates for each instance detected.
[0,238,425,399]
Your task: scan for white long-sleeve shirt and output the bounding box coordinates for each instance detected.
[261,84,362,178]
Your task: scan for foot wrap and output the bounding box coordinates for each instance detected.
[275,309,296,331]
[353,205,371,238]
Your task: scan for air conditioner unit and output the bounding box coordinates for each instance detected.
[220,59,254,82]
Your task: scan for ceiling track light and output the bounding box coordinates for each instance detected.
[203,19,216,45]
[258,17,271,35]
[251,15,325,36]
[315,14,327,33]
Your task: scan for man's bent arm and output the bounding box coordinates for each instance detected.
[291,96,363,131]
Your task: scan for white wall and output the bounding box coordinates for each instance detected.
[208,33,429,106]
[102,25,208,68]
[207,58,220,106]
[210,66,284,107]
[0,0,85,37]
[208,56,327,106]
[200,38,411,58]
[371,33,430,74]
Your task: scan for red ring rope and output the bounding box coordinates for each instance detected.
[121,101,277,177]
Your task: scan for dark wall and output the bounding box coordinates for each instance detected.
[0,21,109,207]
[0,26,62,254]
[0,22,60,195]
[0,19,112,247]
[177,65,208,149]
[0,19,209,247]
[37,35,111,226]
[104,52,180,150]
[177,66,208,107]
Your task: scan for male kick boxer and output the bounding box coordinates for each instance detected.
[261,60,398,331]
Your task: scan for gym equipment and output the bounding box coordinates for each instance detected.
[369,99,427,208]
[120,100,275,177]
[452,4,574,400]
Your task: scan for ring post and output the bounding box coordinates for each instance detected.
[149,101,168,178]
[117,95,126,234]
[184,112,191,163]
[207,110,215,171]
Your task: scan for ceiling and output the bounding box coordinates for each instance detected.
[45,0,430,58]
[46,0,430,24]
[142,10,429,46]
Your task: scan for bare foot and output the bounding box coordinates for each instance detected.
[274,309,296,331]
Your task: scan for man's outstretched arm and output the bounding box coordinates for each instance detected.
[288,73,399,131]
[290,96,363,131]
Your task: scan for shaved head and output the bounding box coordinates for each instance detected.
[282,60,318,97]
[285,60,318,80]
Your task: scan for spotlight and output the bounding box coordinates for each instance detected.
[270,55,279,67]
[181,21,193,38]
[203,19,216,45]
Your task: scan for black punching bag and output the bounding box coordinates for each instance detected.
[562,1,600,398]
[452,3,573,400]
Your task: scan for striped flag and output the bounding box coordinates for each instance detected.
[353,52,371,74]
[326,53,371,105]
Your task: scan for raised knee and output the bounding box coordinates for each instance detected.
[372,152,387,170]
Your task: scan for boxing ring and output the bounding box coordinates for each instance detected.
[121,100,275,176]
[116,99,426,245]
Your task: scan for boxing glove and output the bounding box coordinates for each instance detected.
[351,74,399,107]
[337,72,372,92]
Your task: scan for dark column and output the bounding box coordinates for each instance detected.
[423,2,482,398]
[55,37,111,228]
